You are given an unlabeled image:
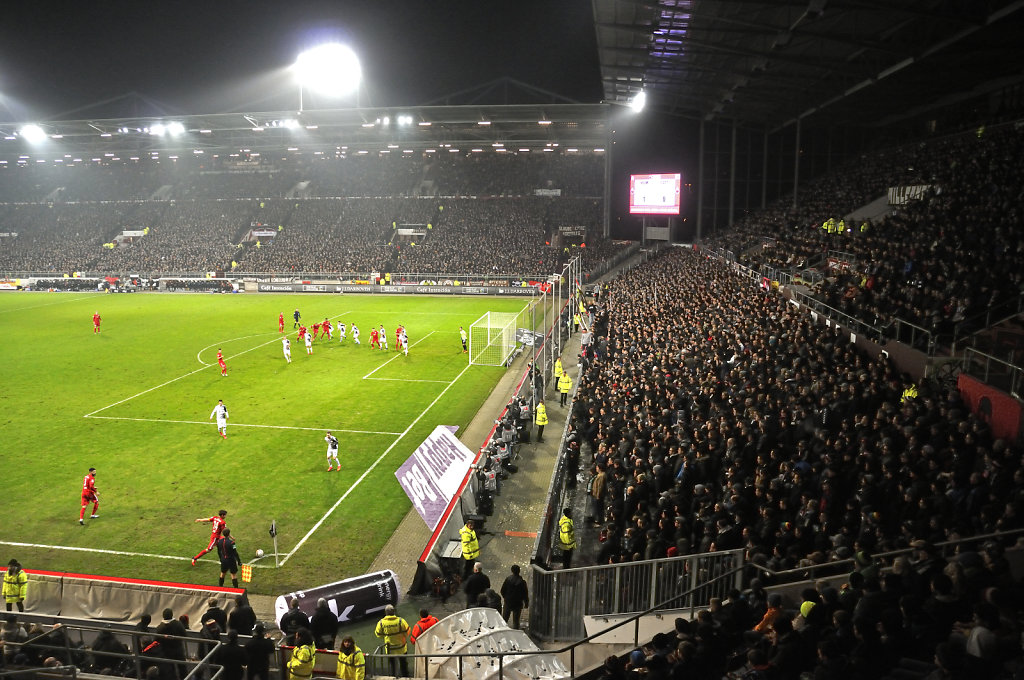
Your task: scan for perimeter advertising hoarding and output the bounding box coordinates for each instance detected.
[396,425,476,530]
[255,283,535,295]
[629,173,682,215]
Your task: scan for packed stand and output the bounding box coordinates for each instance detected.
[427,152,603,197]
[705,122,1024,343]
[574,246,1024,676]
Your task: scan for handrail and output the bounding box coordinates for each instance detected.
[962,346,1024,398]
[351,565,745,680]
[952,292,1024,354]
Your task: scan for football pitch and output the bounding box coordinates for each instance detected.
[0,291,534,594]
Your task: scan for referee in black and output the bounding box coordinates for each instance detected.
[216,528,242,588]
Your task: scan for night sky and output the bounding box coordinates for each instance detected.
[0,1,603,120]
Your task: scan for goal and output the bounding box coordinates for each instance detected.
[469,311,519,366]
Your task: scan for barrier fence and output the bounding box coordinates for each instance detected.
[528,549,743,641]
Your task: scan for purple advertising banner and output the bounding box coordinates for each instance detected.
[396,425,476,530]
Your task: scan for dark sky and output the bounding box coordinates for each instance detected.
[0,0,603,120]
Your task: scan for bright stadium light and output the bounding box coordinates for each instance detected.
[19,124,47,144]
[294,43,361,110]
[167,121,185,136]
[630,90,647,113]
[150,123,166,136]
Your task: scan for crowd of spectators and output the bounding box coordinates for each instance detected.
[705,122,1024,345]
[0,151,616,277]
[571,246,1024,676]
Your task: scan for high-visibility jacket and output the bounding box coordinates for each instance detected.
[2,567,27,603]
[558,374,573,394]
[573,313,581,326]
[837,219,846,233]
[553,358,563,378]
[287,645,316,680]
[901,384,918,403]
[374,615,410,654]
[535,403,548,426]
[558,516,576,550]
[460,525,480,561]
[336,646,366,680]
[410,615,439,645]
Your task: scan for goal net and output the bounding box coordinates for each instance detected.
[469,311,519,366]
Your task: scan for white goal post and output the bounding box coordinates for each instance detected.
[469,311,519,367]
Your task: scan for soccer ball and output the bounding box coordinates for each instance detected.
[255,549,265,558]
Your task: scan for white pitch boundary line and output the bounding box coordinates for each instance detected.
[85,415,402,436]
[84,315,349,418]
[281,361,472,566]
[0,539,276,567]
[361,331,435,379]
[0,292,100,315]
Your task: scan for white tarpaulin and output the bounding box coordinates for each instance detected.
[417,608,570,680]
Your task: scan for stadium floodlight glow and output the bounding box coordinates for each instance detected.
[477,120,491,126]
[417,121,431,126]
[150,123,166,136]
[538,120,552,125]
[397,114,413,126]
[630,90,647,112]
[167,121,185,136]
[294,43,361,109]
[19,124,47,144]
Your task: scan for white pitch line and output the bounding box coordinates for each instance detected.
[365,378,450,383]
[282,361,472,565]
[196,333,277,366]
[84,415,402,436]
[0,539,276,567]
[0,292,100,314]
[84,320,347,418]
[362,331,435,379]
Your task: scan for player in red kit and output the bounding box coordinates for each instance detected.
[298,325,307,341]
[312,322,321,340]
[395,325,403,351]
[370,327,380,349]
[323,318,333,340]
[278,313,285,333]
[79,467,99,525]
[92,312,102,334]
[217,348,227,377]
[192,509,228,566]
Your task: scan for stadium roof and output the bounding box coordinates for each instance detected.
[0,103,609,163]
[594,0,1024,129]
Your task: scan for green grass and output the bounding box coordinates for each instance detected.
[0,291,533,594]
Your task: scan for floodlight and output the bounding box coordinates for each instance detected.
[294,43,361,98]
[630,90,647,113]
[19,124,47,144]
[150,123,166,136]
[167,121,185,136]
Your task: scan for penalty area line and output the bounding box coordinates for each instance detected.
[282,361,472,566]
[83,415,401,436]
[0,539,276,568]
[361,331,435,379]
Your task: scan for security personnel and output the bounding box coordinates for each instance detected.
[572,312,581,333]
[553,357,563,382]
[3,559,27,612]
[286,629,316,680]
[558,372,573,407]
[460,519,480,578]
[837,219,846,235]
[558,508,576,569]
[336,635,365,680]
[901,383,918,404]
[409,609,439,647]
[535,400,549,443]
[374,604,410,677]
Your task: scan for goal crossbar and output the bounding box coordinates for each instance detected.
[468,311,518,367]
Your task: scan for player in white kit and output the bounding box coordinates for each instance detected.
[282,337,291,363]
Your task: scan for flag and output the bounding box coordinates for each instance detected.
[241,564,252,583]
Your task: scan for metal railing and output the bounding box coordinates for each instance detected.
[962,346,1024,398]
[528,549,743,641]
[952,292,1024,354]
[0,619,227,680]
[333,564,744,680]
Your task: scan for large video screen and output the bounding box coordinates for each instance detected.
[629,173,681,215]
